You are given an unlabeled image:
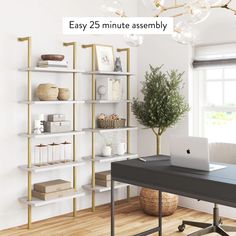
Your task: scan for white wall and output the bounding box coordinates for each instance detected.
[137,1,236,219]
[0,0,139,230]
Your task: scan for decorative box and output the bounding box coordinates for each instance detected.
[44,121,71,133]
[32,188,74,201]
[48,114,66,122]
[33,179,71,193]
[95,170,111,181]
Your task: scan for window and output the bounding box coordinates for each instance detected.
[193,66,236,143]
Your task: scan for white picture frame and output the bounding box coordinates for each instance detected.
[95,45,114,72]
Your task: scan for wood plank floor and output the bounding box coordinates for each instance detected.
[1,198,236,236]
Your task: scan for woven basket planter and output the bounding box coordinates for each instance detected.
[140,188,178,216]
[97,119,126,129]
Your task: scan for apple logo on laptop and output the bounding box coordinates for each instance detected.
[186,149,191,155]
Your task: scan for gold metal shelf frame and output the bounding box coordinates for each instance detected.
[82,44,133,211]
[18,37,81,228]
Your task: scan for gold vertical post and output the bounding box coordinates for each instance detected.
[63,42,78,217]
[117,48,131,201]
[82,44,96,211]
[18,36,32,229]
[91,45,96,212]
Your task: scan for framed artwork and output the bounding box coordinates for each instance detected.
[95,45,114,72]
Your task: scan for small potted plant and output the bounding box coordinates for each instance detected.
[132,65,189,216]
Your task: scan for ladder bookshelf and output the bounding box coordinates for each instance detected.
[18,37,84,228]
[81,44,137,211]
[18,38,137,227]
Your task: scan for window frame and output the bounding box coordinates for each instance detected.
[192,65,236,139]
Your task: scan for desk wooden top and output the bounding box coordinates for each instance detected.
[111,155,236,208]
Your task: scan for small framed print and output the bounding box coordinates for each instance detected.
[95,45,114,72]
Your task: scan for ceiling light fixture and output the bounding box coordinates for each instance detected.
[100,0,236,46]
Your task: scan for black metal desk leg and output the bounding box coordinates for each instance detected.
[111,179,115,236]
[159,191,162,236]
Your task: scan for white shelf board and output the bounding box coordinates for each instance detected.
[82,153,138,163]
[19,130,84,138]
[18,160,85,173]
[19,190,85,207]
[85,100,131,104]
[83,126,138,133]
[19,67,83,73]
[19,100,85,105]
[82,182,129,193]
[82,71,135,76]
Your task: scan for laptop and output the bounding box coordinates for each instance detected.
[170,136,226,172]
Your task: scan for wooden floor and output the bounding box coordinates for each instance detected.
[1,198,236,236]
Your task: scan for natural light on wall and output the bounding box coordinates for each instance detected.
[192,43,236,143]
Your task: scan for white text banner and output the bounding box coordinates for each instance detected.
[63,17,173,35]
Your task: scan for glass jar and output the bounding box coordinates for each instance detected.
[61,141,72,163]
[48,143,61,164]
[34,144,47,166]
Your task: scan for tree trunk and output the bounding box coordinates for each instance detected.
[139,131,179,216]
[156,134,161,155]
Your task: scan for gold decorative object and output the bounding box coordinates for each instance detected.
[36,83,59,101]
[139,188,178,216]
[58,88,70,101]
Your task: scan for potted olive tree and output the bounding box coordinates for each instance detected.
[132,65,189,216]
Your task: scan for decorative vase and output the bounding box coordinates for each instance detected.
[58,88,70,101]
[139,188,178,216]
[102,145,112,157]
[36,84,59,101]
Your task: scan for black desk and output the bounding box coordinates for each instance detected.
[111,155,236,236]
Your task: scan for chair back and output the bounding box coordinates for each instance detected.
[209,143,236,164]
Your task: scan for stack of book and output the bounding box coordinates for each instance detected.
[95,170,117,187]
[37,60,68,68]
[32,179,74,201]
[37,54,68,68]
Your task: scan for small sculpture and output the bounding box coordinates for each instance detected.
[97,85,106,100]
[114,57,122,72]
[34,120,41,134]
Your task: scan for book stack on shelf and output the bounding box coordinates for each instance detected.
[32,179,74,201]
[37,54,68,68]
[95,170,117,187]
